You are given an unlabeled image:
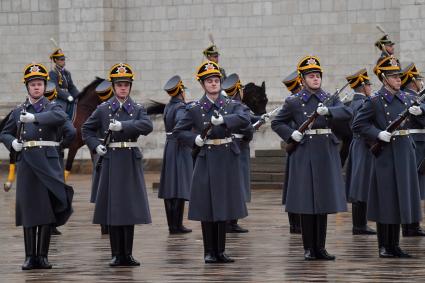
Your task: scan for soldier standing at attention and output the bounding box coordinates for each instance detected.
[174,61,250,263]
[0,63,73,270]
[281,70,302,234]
[49,48,79,119]
[271,56,351,260]
[158,75,192,234]
[344,69,376,235]
[399,62,425,237]
[352,56,424,258]
[82,63,153,267]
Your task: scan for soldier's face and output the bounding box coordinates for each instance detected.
[207,54,219,63]
[202,76,221,95]
[385,44,394,55]
[55,58,65,68]
[364,84,372,96]
[303,72,321,90]
[113,81,131,100]
[385,74,401,91]
[27,79,45,99]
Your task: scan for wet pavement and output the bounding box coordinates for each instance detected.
[1,173,425,282]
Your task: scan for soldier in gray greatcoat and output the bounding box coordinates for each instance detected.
[173,61,250,264]
[49,48,79,119]
[352,55,425,258]
[272,56,352,261]
[222,73,256,234]
[399,62,425,237]
[281,70,303,234]
[0,63,73,270]
[158,75,192,234]
[82,63,153,267]
[344,69,376,235]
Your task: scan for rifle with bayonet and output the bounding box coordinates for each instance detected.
[95,115,118,172]
[370,87,425,157]
[192,110,220,158]
[285,82,350,154]
[252,107,281,130]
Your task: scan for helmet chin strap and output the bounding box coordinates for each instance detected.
[382,74,398,93]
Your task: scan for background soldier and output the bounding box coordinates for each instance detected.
[174,61,250,263]
[82,63,153,267]
[0,63,73,270]
[271,56,351,260]
[49,48,79,119]
[281,70,302,234]
[400,62,425,237]
[344,69,376,235]
[375,34,395,61]
[222,73,254,233]
[203,44,227,80]
[352,55,424,258]
[158,75,192,234]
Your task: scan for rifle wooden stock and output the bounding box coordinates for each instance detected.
[192,111,219,158]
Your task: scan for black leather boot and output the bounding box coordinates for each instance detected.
[216,221,234,263]
[402,222,425,237]
[176,199,192,233]
[22,227,37,270]
[315,214,335,260]
[352,202,376,235]
[226,219,248,233]
[36,225,52,269]
[101,224,109,235]
[392,224,411,258]
[51,225,62,235]
[123,225,140,266]
[165,199,179,234]
[300,214,316,260]
[201,222,218,263]
[109,226,124,267]
[288,213,301,234]
[377,223,395,258]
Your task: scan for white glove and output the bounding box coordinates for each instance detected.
[195,135,204,147]
[409,105,423,116]
[378,131,391,143]
[211,114,224,126]
[67,96,74,102]
[20,112,35,123]
[96,144,107,156]
[12,139,23,152]
[291,130,303,142]
[260,114,270,123]
[316,104,329,116]
[108,120,122,131]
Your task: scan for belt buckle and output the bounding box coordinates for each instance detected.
[399,130,409,136]
[28,141,37,147]
[213,139,220,145]
[121,142,127,148]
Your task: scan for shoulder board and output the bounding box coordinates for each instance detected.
[96,101,109,109]
[185,101,199,109]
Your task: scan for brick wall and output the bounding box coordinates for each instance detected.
[0,0,420,159]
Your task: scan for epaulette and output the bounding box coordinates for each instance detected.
[96,101,109,109]
[186,101,199,109]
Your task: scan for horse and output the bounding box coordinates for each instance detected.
[243,81,268,115]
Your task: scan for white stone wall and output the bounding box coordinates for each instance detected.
[0,0,418,159]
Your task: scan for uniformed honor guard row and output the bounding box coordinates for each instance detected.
[3,32,425,271]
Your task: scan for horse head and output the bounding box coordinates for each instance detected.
[242,81,268,115]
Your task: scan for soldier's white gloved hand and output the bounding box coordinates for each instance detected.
[291,130,303,142]
[96,145,107,156]
[20,112,35,123]
[12,139,23,152]
[260,114,270,123]
[378,131,391,143]
[108,120,122,131]
[409,105,423,116]
[195,135,204,147]
[211,114,224,126]
[316,104,329,116]
[67,96,74,102]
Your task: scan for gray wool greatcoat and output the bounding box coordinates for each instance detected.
[271,88,352,215]
[158,96,193,200]
[0,97,73,227]
[82,96,153,226]
[352,86,424,224]
[173,94,250,222]
[345,93,373,203]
